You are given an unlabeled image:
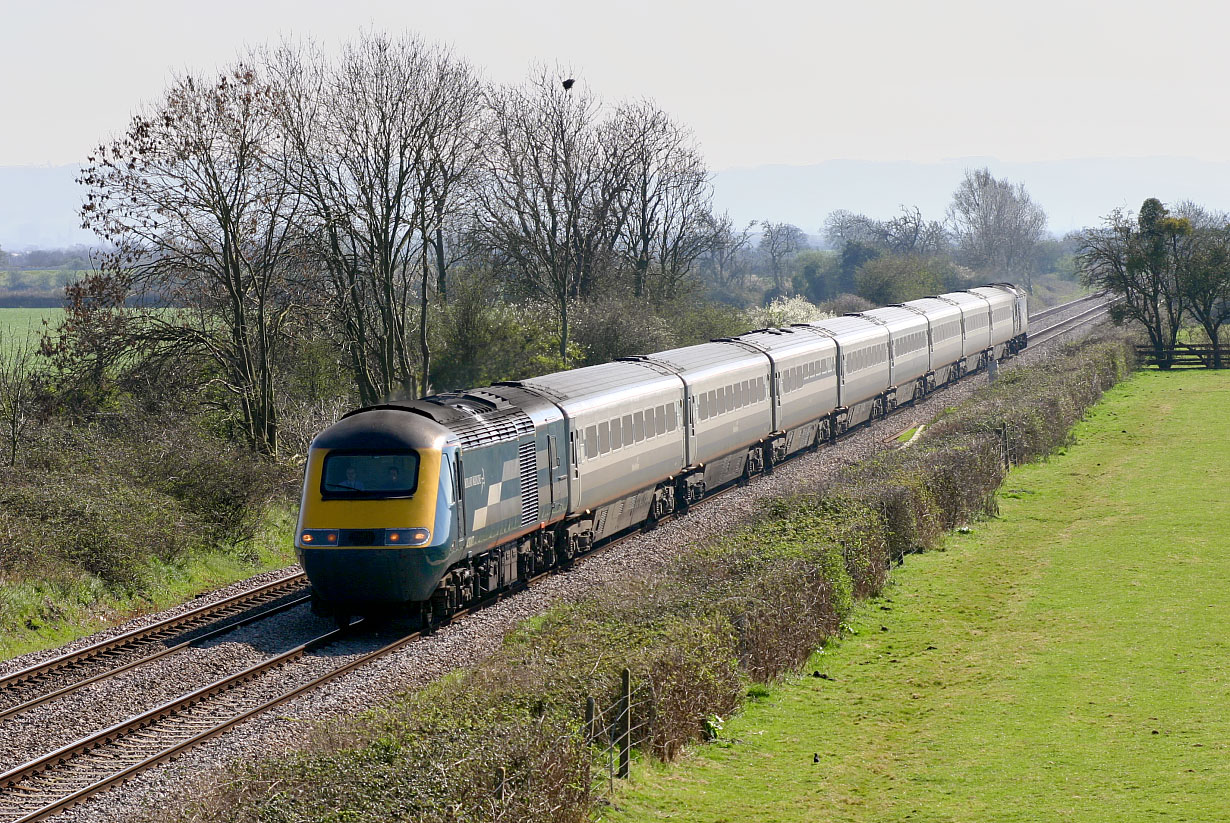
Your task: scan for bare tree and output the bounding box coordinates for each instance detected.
[881,206,949,255]
[698,213,754,290]
[1175,202,1230,366]
[947,168,1047,290]
[480,67,632,363]
[268,35,485,401]
[0,331,35,467]
[78,65,300,454]
[610,101,712,299]
[1078,199,1190,367]
[823,210,883,249]
[824,207,947,255]
[758,222,807,293]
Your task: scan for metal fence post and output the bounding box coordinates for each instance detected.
[619,668,631,778]
[585,696,595,744]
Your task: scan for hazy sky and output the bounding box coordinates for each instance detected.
[2,0,1226,171]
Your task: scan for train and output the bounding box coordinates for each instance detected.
[295,284,1028,626]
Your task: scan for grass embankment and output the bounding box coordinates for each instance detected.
[0,412,299,661]
[0,507,298,660]
[609,368,1230,822]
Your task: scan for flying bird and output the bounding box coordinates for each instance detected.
[562,78,575,90]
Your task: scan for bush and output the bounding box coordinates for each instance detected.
[0,472,208,586]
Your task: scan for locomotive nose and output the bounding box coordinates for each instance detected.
[300,544,453,607]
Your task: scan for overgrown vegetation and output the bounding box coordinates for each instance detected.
[152,334,1137,823]
[0,405,295,657]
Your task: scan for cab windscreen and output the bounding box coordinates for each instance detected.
[321,450,420,499]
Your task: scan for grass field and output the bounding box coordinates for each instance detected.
[0,307,61,334]
[0,308,60,352]
[607,369,1230,822]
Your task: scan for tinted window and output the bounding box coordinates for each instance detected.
[655,405,667,435]
[598,421,610,454]
[584,425,598,459]
[666,403,677,431]
[633,411,645,442]
[611,417,623,450]
[321,451,419,499]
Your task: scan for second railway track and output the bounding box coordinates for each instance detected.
[0,295,1117,823]
[0,573,310,721]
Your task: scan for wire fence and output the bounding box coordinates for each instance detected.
[486,667,660,811]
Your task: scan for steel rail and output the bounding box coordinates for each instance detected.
[0,594,311,721]
[1028,301,1114,346]
[1,587,533,823]
[1028,291,1104,323]
[0,572,308,699]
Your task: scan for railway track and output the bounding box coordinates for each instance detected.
[0,573,310,723]
[1027,291,1105,323]
[1028,299,1116,347]
[0,296,1117,823]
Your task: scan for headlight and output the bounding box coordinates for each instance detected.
[300,529,339,546]
[385,528,431,546]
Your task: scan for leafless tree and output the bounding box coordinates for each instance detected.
[882,206,949,255]
[758,222,807,293]
[1173,202,1230,365]
[1078,199,1190,366]
[267,35,485,401]
[480,66,632,363]
[947,167,1047,290]
[78,65,300,454]
[825,207,947,255]
[699,213,755,290]
[0,331,35,467]
[823,210,882,249]
[610,101,713,299]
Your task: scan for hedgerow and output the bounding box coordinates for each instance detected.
[159,332,1136,823]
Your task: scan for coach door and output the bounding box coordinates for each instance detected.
[547,432,567,516]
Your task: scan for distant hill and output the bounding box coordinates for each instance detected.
[5,156,1230,251]
[712,156,1230,237]
[0,165,94,250]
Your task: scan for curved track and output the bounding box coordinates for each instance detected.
[0,295,1117,823]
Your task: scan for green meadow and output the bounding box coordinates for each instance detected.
[607,368,1230,823]
[0,307,60,350]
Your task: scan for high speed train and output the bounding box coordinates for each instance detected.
[295,284,1027,625]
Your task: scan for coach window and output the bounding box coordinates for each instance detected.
[698,391,709,421]
[666,403,677,431]
[584,425,598,459]
[706,390,716,416]
[598,421,610,454]
[610,418,623,450]
[655,405,667,435]
[633,410,645,442]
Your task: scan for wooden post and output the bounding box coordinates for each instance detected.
[619,668,631,778]
[495,766,506,801]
